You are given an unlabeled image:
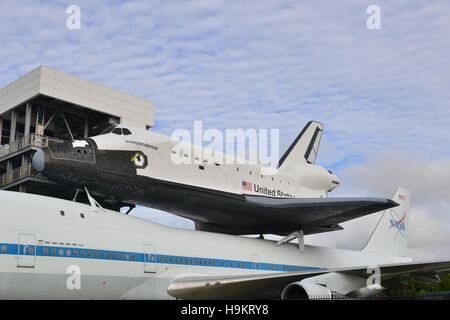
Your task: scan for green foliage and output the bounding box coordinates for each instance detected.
[384,274,450,297]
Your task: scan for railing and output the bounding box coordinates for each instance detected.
[0,134,65,158]
[0,163,41,186]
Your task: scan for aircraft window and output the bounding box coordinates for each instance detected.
[60,210,65,216]
[100,252,105,258]
[59,249,64,256]
[126,254,130,260]
[215,163,220,166]
[87,251,92,257]
[107,253,112,259]
[250,171,252,175]
[100,125,118,135]
[51,249,56,255]
[237,168,239,172]
[132,255,136,261]
[80,213,85,219]
[199,165,204,170]
[26,246,34,254]
[120,253,124,260]
[94,252,99,258]
[1,245,6,253]
[113,253,117,259]
[81,251,85,257]
[66,250,71,256]
[112,128,122,135]
[122,128,132,135]
[74,250,79,257]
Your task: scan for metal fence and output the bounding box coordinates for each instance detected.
[0,163,40,186]
[0,134,65,158]
[301,292,450,300]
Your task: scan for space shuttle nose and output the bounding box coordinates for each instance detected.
[32,149,45,172]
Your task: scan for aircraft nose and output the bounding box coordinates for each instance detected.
[32,148,46,172]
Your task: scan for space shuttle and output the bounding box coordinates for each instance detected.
[32,121,397,236]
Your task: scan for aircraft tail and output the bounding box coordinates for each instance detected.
[277,121,324,169]
[362,188,410,257]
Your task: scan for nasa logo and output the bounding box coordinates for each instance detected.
[389,209,407,240]
[131,152,148,169]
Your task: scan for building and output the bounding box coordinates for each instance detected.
[0,65,155,210]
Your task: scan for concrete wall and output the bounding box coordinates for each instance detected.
[0,66,154,129]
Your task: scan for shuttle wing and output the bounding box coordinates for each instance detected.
[196,196,397,236]
[167,259,450,299]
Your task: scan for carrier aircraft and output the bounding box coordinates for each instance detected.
[32,121,397,236]
[0,187,449,299]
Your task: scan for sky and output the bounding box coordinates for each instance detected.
[1,0,449,260]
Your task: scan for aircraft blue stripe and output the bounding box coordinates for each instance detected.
[0,242,321,272]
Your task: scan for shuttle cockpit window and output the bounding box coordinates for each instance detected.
[112,128,122,135]
[122,128,132,135]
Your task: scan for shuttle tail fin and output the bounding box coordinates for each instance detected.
[277,121,324,169]
[363,188,410,257]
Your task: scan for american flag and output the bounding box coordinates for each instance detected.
[399,195,406,200]
[242,181,252,191]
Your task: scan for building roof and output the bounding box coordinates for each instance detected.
[0,66,154,129]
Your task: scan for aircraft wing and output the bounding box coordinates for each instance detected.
[196,196,398,236]
[167,259,450,299]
